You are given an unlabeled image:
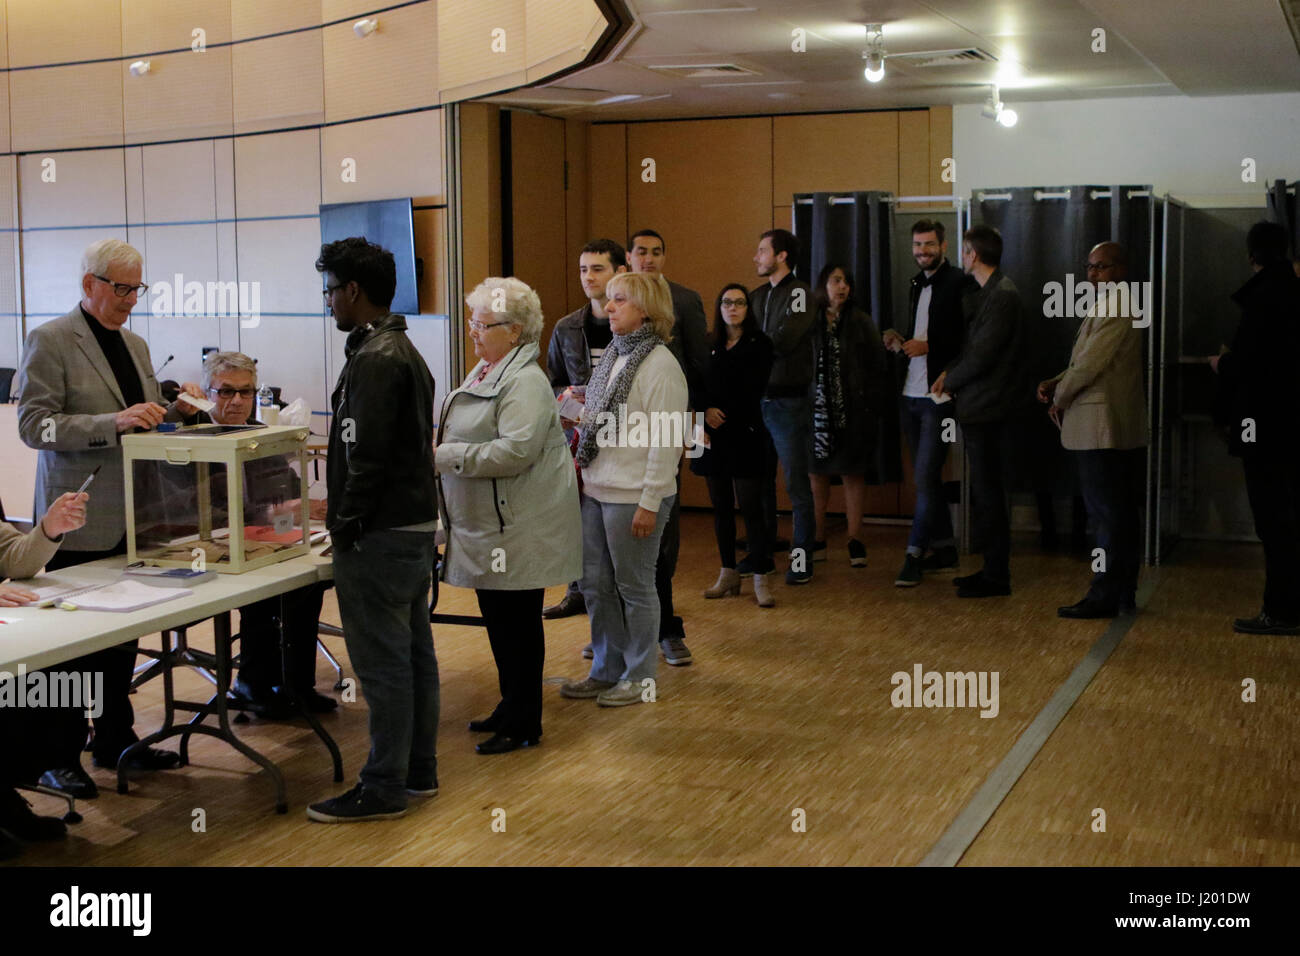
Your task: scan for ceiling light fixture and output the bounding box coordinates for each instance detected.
[862,23,886,82]
[353,18,378,38]
[982,85,1018,128]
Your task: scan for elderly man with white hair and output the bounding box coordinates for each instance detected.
[16,238,201,799]
[436,277,581,755]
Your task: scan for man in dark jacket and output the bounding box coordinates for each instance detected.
[885,219,970,587]
[628,228,710,665]
[751,228,818,585]
[932,225,1024,598]
[1211,221,1300,635]
[308,237,439,824]
[542,238,627,621]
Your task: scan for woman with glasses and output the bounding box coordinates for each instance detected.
[809,264,887,568]
[559,272,687,706]
[436,278,581,753]
[692,283,776,607]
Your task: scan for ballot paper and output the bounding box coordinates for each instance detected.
[176,392,217,412]
[57,580,191,612]
[18,578,113,608]
[929,392,953,405]
[557,392,586,423]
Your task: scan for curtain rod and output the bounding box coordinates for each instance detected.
[978,188,1153,202]
[792,195,962,206]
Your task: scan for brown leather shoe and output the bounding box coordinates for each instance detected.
[542,592,586,619]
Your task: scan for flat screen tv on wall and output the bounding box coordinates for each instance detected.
[319,198,419,315]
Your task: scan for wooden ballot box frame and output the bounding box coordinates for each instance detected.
[123,424,312,574]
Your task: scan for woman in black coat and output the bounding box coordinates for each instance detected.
[809,263,887,569]
[691,283,776,607]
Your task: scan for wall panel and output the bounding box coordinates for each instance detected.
[772,112,899,203]
[123,46,234,142]
[6,0,121,68]
[322,2,438,123]
[121,0,233,55]
[563,118,589,314]
[320,110,442,205]
[509,111,567,348]
[18,150,127,229]
[898,110,931,197]
[233,129,321,218]
[231,31,324,133]
[9,62,125,151]
[587,123,626,244]
[142,141,218,222]
[230,0,317,40]
[438,0,526,102]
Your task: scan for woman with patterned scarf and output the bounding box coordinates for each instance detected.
[559,272,688,707]
[809,263,887,568]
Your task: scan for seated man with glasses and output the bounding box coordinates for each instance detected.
[181,350,335,717]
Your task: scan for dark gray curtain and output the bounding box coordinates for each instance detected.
[974,184,1153,503]
[1266,178,1299,258]
[793,190,901,484]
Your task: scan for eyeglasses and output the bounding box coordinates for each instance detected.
[720,297,748,308]
[209,387,257,400]
[468,318,512,333]
[1085,262,1117,273]
[322,283,344,299]
[94,275,148,298]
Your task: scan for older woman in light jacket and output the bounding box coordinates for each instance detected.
[435,277,581,755]
[560,272,688,707]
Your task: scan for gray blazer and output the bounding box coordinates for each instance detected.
[944,270,1025,425]
[16,307,164,551]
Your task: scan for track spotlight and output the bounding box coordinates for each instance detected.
[353,18,378,38]
[863,24,886,83]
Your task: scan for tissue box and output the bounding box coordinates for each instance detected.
[122,423,312,574]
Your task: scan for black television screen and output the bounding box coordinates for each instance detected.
[319,198,419,315]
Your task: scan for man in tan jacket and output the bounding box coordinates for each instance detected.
[1038,242,1147,618]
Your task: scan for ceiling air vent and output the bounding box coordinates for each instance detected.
[888,48,998,68]
[646,63,759,79]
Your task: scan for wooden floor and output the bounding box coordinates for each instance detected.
[9,519,1299,866]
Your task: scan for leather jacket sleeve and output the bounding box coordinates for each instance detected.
[331,349,409,541]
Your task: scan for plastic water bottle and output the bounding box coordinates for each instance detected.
[257,384,279,425]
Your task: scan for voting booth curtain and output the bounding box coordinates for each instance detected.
[973,185,1155,521]
[792,190,902,486]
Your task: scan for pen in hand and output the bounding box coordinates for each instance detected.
[76,465,101,495]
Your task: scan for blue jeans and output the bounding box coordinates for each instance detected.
[900,395,956,555]
[760,395,815,561]
[1076,448,1144,605]
[581,495,673,683]
[333,528,439,804]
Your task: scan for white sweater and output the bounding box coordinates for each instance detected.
[581,344,688,512]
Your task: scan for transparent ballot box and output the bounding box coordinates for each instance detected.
[122,423,312,573]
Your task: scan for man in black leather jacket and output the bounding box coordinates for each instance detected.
[1211,221,1300,635]
[309,237,440,824]
[932,225,1024,598]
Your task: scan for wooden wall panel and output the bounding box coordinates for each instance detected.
[10,62,125,151]
[322,2,438,123]
[231,31,324,133]
[587,123,626,245]
[563,118,589,314]
[143,141,217,222]
[772,112,899,204]
[458,103,502,371]
[412,205,447,316]
[509,112,568,355]
[898,110,931,197]
[321,110,443,206]
[627,117,772,308]
[523,0,603,82]
[230,0,317,40]
[928,106,954,195]
[6,0,120,68]
[121,0,233,55]
[438,0,526,102]
[122,46,234,142]
[18,151,126,229]
[233,129,321,218]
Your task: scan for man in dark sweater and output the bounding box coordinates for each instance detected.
[628,228,710,665]
[1211,221,1300,635]
[543,238,627,623]
[931,225,1025,598]
[885,219,971,587]
[751,228,817,585]
[308,238,439,824]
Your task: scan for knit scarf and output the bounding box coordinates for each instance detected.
[575,323,660,468]
[812,312,847,461]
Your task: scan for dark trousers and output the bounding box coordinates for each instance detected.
[475,588,545,739]
[654,472,684,639]
[900,396,956,554]
[962,422,1011,584]
[1075,447,1144,605]
[705,474,773,573]
[42,539,140,766]
[238,583,327,693]
[1242,455,1300,621]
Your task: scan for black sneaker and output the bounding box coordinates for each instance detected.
[306,784,408,823]
[920,546,959,573]
[847,539,867,568]
[895,554,922,587]
[952,570,984,587]
[406,775,439,798]
[0,788,67,842]
[1233,611,1300,635]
